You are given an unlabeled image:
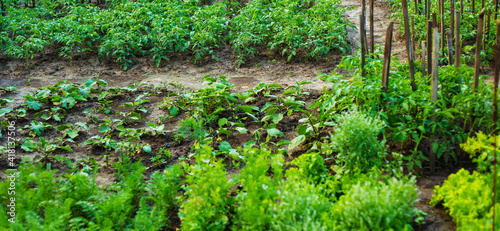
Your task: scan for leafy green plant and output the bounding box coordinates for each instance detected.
[0,84,17,93]
[331,176,425,230]
[21,120,53,137]
[329,110,387,175]
[34,107,66,122]
[150,148,171,167]
[179,144,234,230]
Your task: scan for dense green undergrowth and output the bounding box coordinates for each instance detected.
[0,46,498,229]
[0,0,352,69]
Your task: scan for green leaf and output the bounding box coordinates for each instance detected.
[75,122,88,130]
[60,145,73,152]
[219,129,232,136]
[67,129,79,139]
[0,108,13,117]
[431,142,439,154]
[238,105,253,113]
[218,118,228,127]
[235,127,247,133]
[30,121,45,136]
[98,91,109,100]
[289,135,306,150]
[57,124,70,131]
[267,128,284,138]
[218,141,232,152]
[99,124,110,133]
[297,124,308,135]
[27,99,41,110]
[143,144,152,153]
[277,140,292,147]
[170,106,179,117]
[273,113,283,124]
[21,139,39,152]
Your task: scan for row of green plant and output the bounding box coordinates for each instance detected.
[1,46,495,175]
[0,0,351,69]
[387,0,496,65]
[0,138,425,230]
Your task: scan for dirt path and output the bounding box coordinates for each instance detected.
[338,0,407,62]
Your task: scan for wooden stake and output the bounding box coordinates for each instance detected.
[451,0,455,41]
[492,19,500,231]
[496,0,498,20]
[422,41,427,76]
[433,13,437,27]
[412,15,416,60]
[432,30,440,102]
[456,12,461,67]
[361,14,367,78]
[441,0,445,53]
[427,20,433,79]
[485,10,491,51]
[461,0,464,15]
[474,9,485,91]
[382,22,394,94]
[447,30,454,64]
[415,0,418,15]
[371,0,375,54]
[402,0,417,91]
[473,0,475,13]
[426,0,430,19]
[430,28,440,174]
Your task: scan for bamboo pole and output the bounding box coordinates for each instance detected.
[426,0,430,19]
[447,30,454,64]
[496,0,498,20]
[456,12,461,67]
[402,0,417,91]
[433,13,437,27]
[382,22,394,94]
[414,0,418,15]
[371,0,375,54]
[474,9,485,91]
[430,28,440,174]
[422,41,427,76]
[441,0,445,53]
[451,0,455,41]
[361,14,367,78]
[428,20,433,78]
[412,15,417,60]
[485,10,491,51]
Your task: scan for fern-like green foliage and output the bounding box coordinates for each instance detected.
[0,156,184,230]
[179,144,234,230]
[331,176,424,230]
[285,152,328,183]
[329,110,387,175]
[232,146,278,230]
[271,178,332,230]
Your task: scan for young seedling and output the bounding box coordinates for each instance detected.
[34,107,66,122]
[21,120,53,137]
